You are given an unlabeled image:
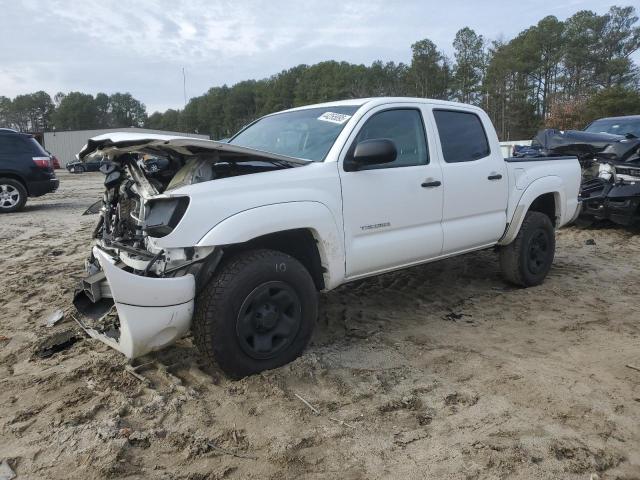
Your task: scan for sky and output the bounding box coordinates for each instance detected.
[0,0,637,113]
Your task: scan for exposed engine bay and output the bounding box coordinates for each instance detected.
[72,133,308,358]
[514,129,640,226]
[83,135,305,276]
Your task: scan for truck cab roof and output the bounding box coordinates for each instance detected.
[280,97,485,114]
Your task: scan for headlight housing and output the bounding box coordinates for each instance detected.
[144,196,190,238]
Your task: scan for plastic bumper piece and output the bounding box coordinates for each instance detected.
[88,246,195,359]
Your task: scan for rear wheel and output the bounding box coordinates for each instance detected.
[193,249,318,378]
[0,178,27,213]
[499,211,555,287]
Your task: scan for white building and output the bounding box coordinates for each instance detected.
[42,127,209,166]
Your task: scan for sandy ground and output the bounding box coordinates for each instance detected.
[1,170,639,479]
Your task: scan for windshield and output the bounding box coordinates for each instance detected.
[229,106,359,161]
[584,118,640,137]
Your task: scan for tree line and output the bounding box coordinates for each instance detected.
[2,5,639,141]
[0,91,146,133]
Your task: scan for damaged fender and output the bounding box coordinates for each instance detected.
[197,201,344,290]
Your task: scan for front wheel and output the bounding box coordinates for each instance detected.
[499,211,555,287]
[193,249,318,378]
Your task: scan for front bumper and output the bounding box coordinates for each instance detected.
[580,178,640,226]
[74,246,195,358]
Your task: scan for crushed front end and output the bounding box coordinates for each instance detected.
[71,133,303,358]
[517,128,640,227]
[73,154,218,358]
[580,163,640,226]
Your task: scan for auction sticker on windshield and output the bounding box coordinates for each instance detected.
[318,112,352,124]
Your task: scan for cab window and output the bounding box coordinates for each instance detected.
[350,109,428,169]
[433,109,490,163]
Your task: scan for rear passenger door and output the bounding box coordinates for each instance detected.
[431,108,508,254]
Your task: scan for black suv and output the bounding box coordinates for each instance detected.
[0,128,59,213]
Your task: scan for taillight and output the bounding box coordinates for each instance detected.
[33,156,52,169]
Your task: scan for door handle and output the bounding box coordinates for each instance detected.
[421,180,442,188]
[488,173,503,180]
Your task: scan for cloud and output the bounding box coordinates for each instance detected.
[1,0,637,112]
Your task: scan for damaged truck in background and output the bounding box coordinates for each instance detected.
[73,97,581,378]
[513,115,640,226]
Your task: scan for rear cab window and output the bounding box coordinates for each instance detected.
[433,109,490,163]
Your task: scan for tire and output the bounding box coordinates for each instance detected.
[0,178,27,213]
[499,211,555,287]
[75,165,85,173]
[193,249,318,378]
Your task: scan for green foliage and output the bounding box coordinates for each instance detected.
[107,93,147,128]
[407,39,450,99]
[483,5,640,139]
[453,27,485,103]
[0,90,148,131]
[51,92,146,130]
[0,91,54,131]
[52,92,100,130]
[583,86,640,119]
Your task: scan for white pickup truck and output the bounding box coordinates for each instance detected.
[73,97,581,378]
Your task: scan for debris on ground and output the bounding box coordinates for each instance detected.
[44,309,64,327]
[0,460,16,480]
[34,329,82,358]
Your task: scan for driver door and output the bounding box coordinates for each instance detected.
[338,105,444,279]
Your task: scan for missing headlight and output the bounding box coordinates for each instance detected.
[144,197,190,238]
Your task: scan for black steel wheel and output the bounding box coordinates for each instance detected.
[500,211,555,287]
[193,249,318,378]
[236,281,302,360]
[526,229,550,276]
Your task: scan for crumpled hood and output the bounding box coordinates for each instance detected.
[532,129,640,163]
[78,132,310,165]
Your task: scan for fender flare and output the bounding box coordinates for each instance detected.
[498,176,564,245]
[196,201,345,290]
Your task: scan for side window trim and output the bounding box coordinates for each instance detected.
[433,108,491,163]
[344,107,430,170]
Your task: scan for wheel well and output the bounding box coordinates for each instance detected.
[0,173,28,195]
[528,193,557,226]
[223,229,326,290]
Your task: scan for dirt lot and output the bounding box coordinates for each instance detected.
[1,170,639,479]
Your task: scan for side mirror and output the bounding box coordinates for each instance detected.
[344,139,397,171]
